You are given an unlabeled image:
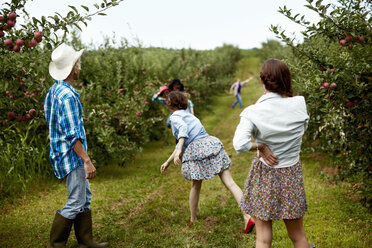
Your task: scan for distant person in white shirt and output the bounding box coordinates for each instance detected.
[230,77,253,108]
[233,59,311,248]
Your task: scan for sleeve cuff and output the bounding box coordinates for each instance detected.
[65,127,84,148]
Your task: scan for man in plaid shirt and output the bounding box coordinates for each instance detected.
[44,43,108,248]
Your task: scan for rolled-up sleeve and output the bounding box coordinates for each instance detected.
[233,116,254,154]
[188,99,194,108]
[60,97,84,149]
[170,115,189,140]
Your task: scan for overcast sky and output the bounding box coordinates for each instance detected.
[2,0,335,49]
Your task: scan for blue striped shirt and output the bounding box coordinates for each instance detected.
[44,80,87,179]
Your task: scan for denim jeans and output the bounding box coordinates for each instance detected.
[232,93,243,108]
[59,165,92,219]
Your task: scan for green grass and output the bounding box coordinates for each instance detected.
[0,58,371,247]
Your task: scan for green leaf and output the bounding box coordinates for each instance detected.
[315,0,322,8]
[73,23,82,32]
[68,5,78,14]
[98,13,107,16]
[81,5,89,12]
[32,17,39,26]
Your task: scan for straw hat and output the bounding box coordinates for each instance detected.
[49,43,84,80]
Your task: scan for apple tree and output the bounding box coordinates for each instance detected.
[0,0,124,196]
[271,0,371,205]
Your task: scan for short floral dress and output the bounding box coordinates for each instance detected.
[240,157,307,221]
[181,136,231,181]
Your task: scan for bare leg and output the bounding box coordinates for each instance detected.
[189,180,202,223]
[218,169,251,226]
[284,218,309,248]
[256,219,273,248]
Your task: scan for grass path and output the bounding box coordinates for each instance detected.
[1,58,371,247]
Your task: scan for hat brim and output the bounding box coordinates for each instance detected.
[157,88,170,96]
[49,49,84,80]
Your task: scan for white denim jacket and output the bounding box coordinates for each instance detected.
[233,92,309,168]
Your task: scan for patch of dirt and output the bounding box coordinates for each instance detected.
[110,197,129,211]
[203,216,218,232]
[320,166,339,177]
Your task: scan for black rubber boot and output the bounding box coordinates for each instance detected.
[74,210,109,248]
[48,211,73,248]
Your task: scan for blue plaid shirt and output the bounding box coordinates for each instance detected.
[44,80,87,179]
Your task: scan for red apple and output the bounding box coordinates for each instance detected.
[348,44,353,49]
[8,12,16,21]
[321,78,324,82]
[345,35,353,42]
[30,39,38,47]
[0,30,4,38]
[29,109,37,115]
[24,114,31,121]
[339,39,346,46]
[17,115,23,122]
[5,91,10,95]
[357,36,365,43]
[330,83,337,89]
[323,82,329,89]
[4,38,13,46]
[34,31,42,39]
[7,112,15,120]
[30,39,37,47]
[13,45,20,52]
[15,39,24,46]
[34,31,42,42]
[0,16,4,22]
[328,69,335,74]
[346,101,354,108]
[7,20,15,28]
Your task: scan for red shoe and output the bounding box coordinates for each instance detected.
[244,217,255,234]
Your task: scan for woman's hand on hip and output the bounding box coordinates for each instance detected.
[258,143,278,166]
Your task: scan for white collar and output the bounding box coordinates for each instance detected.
[256,92,283,104]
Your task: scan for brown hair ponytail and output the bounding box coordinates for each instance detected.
[260,59,293,97]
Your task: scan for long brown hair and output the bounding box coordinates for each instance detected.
[260,59,293,97]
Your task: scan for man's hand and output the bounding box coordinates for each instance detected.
[84,159,96,179]
[160,162,170,175]
[173,149,182,166]
[258,143,278,167]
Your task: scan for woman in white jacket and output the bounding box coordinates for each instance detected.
[233,59,311,248]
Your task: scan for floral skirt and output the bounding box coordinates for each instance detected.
[240,157,307,221]
[181,136,231,181]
